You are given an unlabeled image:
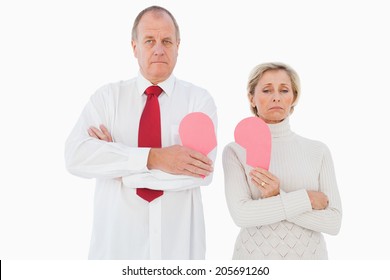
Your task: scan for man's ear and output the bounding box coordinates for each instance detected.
[131,40,137,58]
[176,39,180,57]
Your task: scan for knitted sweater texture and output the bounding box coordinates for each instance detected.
[223,118,342,259]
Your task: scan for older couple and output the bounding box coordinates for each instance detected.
[65,5,341,260]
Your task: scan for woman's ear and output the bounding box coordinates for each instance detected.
[248,94,256,108]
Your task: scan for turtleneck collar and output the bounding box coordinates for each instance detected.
[267,117,293,138]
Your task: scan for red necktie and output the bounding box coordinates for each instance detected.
[137,86,164,202]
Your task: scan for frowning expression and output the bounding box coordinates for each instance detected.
[250,69,295,124]
[132,11,180,84]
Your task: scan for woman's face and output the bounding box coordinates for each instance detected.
[250,69,295,124]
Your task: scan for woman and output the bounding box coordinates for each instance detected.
[223,62,342,259]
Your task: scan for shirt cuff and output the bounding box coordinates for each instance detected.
[125,147,150,171]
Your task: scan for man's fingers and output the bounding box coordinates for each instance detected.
[186,164,211,177]
[99,124,113,142]
[179,169,204,178]
[183,148,213,175]
[99,125,110,136]
[90,126,106,139]
[192,159,213,172]
[89,126,112,142]
[88,128,99,138]
[148,145,214,177]
[189,149,213,166]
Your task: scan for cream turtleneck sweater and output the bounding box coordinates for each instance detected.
[223,118,342,259]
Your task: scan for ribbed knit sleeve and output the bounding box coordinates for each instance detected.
[223,143,312,228]
[287,145,342,235]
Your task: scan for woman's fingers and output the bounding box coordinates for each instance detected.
[252,167,278,181]
[249,168,280,198]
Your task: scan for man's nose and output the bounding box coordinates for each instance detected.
[153,42,164,55]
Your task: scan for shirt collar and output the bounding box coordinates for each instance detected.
[136,72,175,97]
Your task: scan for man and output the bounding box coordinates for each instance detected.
[65,6,217,259]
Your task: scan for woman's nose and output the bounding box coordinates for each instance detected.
[272,92,281,102]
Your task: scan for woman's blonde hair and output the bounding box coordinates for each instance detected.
[247,62,301,116]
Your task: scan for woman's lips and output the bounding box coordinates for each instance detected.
[269,106,283,110]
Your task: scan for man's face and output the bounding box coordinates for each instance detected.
[132,12,180,84]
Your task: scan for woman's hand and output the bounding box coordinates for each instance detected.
[88,124,113,142]
[249,168,280,198]
[307,191,328,210]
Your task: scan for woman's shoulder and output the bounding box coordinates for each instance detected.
[223,141,244,151]
[293,133,331,156]
[223,142,246,160]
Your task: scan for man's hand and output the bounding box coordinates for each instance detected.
[148,145,213,178]
[87,125,213,178]
[88,125,113,142]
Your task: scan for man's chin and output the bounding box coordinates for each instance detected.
[146,71,172,84]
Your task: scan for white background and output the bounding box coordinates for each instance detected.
[1,0,389,260]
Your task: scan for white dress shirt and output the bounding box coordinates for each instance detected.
[65,73,217,259]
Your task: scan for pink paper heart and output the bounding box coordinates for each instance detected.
[179,112,217,156]
[234,117,271,169]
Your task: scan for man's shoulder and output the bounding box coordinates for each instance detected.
[93,78,137,95]
[174,77,210,96]
[100,77,137,91]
